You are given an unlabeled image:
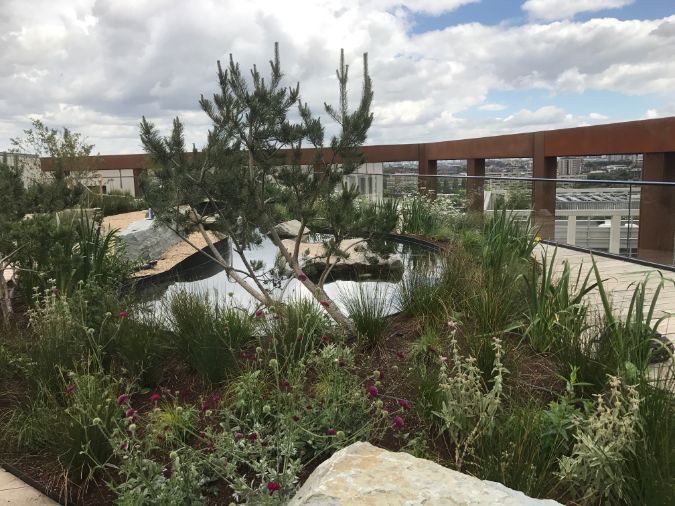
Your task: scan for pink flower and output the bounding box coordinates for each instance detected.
[149,393,161,402]
[125,407,136,418]
[267,481,281,493]
[233,432,244,441]
[117,393,130,405]
[367,385,379,398]
[247,432,258,441]
[297,273,307,281]
[326,428,337,436]
[119,441,127,450]
[211,394,221,403]
[118,310,129,318]
[320,335,329,343]
[319,300,330,308]
[255,309,264,318]
[65,385,76,395]
[392,415,405,429]
[398,399,411,411]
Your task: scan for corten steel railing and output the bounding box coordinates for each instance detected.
[372,173,675,267]
[41,117,675,264]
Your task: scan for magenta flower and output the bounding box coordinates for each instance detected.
[296,335,303,342]
[320,300,330,308]
[320,335,329,343]
[255,309,264,318]
[267,481,281,493]
[211,394,221,403]
[396,351,406,360]
[65,385,76,395]
[117,393,130,405]
[119,441,127,450]
[125,407,136,418]
[392,415,405,429]
[398,399,411,411]
[367,385,379,398]
[326,428,337,436]
[149,393,161,402]
[247,432,258,441]
[118,310,129,318]
[233,432,244,441]
[297,273,307,281]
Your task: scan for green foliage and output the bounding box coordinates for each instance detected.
[0,161,26,219]
[81,189,146,216]
[340,283,390,350]
[523,251,596,353]
[168,290,254,384]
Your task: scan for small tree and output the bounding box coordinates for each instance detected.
[10,119,98,212]
[140,45,396,331]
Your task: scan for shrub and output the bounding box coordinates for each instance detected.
[558,375,641,504]
[81,189,145,217]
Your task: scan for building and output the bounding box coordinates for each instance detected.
[557,157,583,176]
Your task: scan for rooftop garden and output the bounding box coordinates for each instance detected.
[0,46,673,505]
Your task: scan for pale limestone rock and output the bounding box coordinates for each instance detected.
[289,442,562,506]
[274,220,310,238]
[281,238,403,279]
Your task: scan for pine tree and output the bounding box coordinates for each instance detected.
[140,44,396,331]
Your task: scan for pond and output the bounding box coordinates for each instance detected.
[135,234,439,317]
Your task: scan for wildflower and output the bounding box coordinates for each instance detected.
[263,404,271,414]
[204,409,213,417]
[119,441,127,450]
[297,272,307,281]
[269,358,279,368]
[125,407,136,418]
[255,309,264,318]
[396,351,406,360]
[279,379,291,391]
[169,450,178,460]
[320,300,330,308]
[65,385,76,395]
[338,358,346,367]
[92,417,102,425]
[247,432,258,441]
[321,335,329,343]
[128,423,137,432]
[149,393,161,402]
[162,466,172,479]
[117,393,130,405]
[233,432,244,441]
[336,430,345,439]
[326,428,337,436]
[292,415,300,422]
[392,415,405,429]
[267,481,281,493]
[398,399,411,411]
[256,346,263,355]
[367,385,379,398]
[211,394,221,403]
[118,310,129,318]
[534,235,541,243]
[296,335,303,342]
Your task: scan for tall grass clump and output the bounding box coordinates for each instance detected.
[523,250,596,353]
[168,290,254,384]
[340,283,390,350]
[395,268,441,320]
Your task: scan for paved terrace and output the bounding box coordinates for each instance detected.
[0,467,57,505]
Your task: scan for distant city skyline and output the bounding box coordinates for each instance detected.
[2,0,674,154]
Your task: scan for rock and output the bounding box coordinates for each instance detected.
[274,220,310,238]
[118,219,184,262]
[289,442,562,506]
[281,238,403,281]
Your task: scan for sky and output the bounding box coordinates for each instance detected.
[1,0,675,154]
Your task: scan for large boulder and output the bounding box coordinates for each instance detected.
[289,442,562,506]
[281,238,403,281]
[118,219,184,263]
[274,220,310,239]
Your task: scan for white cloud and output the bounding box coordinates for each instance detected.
[1,0,674,153]
[589,112,609,120]
[523,0,634,22]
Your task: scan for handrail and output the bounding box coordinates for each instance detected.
[382,173,675,187]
